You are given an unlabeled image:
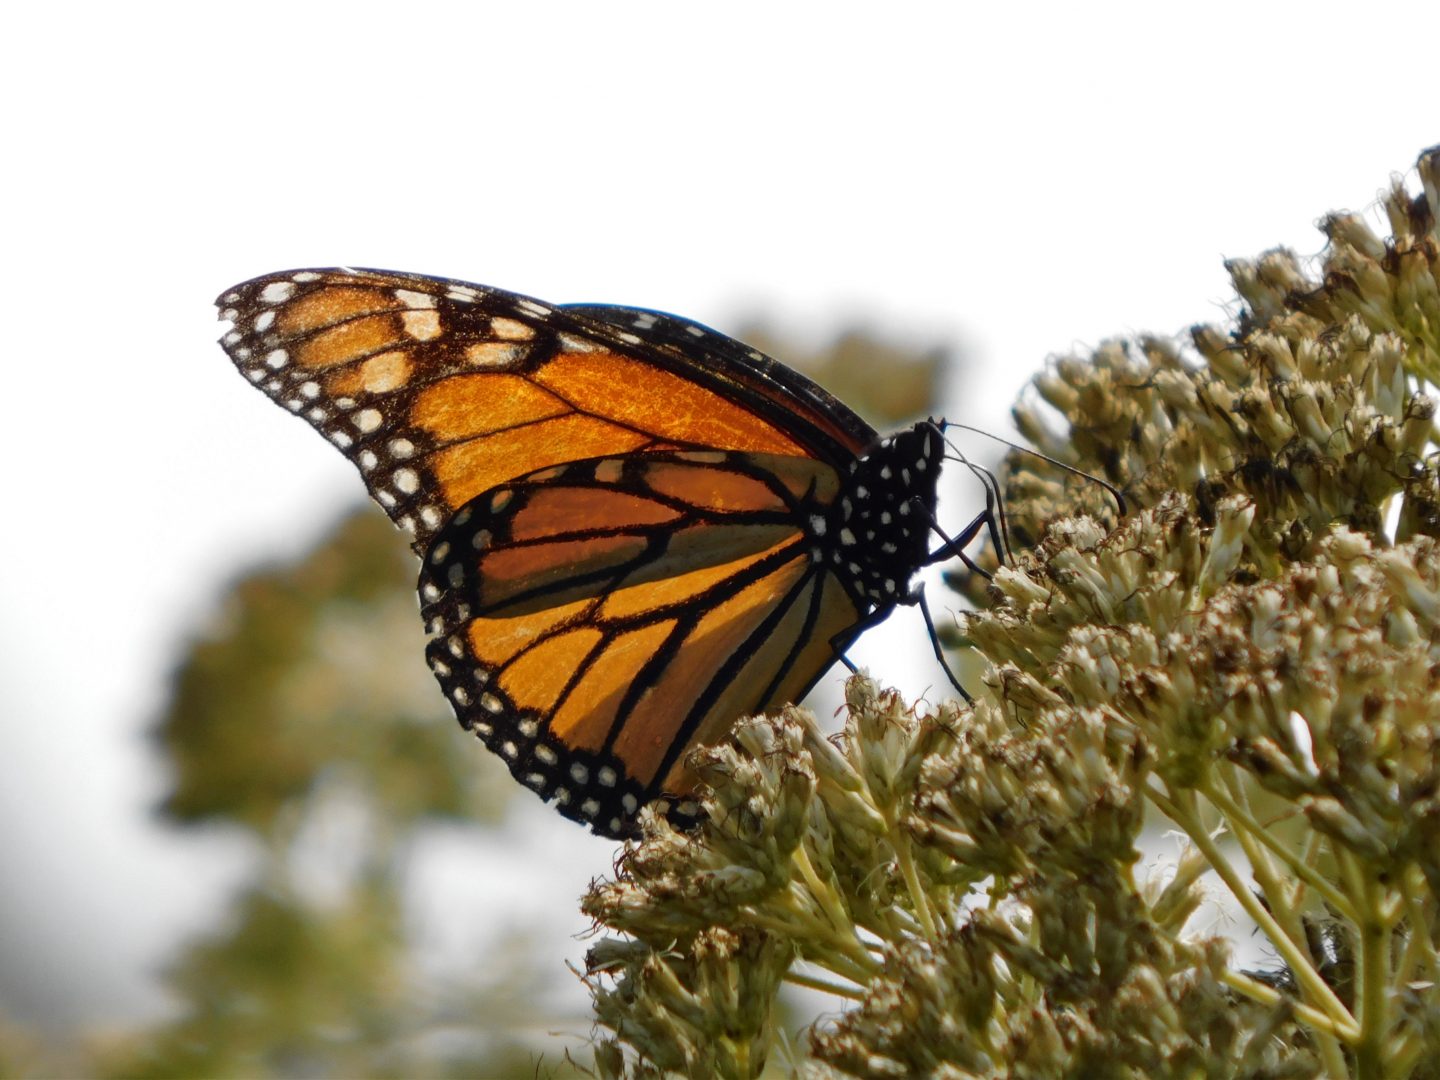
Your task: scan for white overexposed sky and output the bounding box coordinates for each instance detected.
[2,0,1436,1035]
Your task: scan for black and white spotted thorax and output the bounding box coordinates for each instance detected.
[807,420,944,608]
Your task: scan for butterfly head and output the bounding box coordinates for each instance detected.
[823,421,944,608]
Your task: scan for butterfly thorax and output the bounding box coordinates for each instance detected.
[809,421,943,609]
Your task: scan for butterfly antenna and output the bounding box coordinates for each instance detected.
[940,420,1128,518]
[967,455,1013,565]
[940,441,1012,567]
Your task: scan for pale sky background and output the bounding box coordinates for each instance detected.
[3,0,1437,1040]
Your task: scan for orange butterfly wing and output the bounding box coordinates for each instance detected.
[216,268,873,554]
[216,269,941,839]
[418,449,868,836]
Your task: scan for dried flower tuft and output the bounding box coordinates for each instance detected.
[585,147,1440,1078]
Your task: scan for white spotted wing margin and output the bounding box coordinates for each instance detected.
[415,448,870,839]
[214,268,877,558]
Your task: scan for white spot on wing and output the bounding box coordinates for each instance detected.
[394,288,437,309]
[490,317,535,340]
[402,309,442,340]
[557,333,603,352]
[465,342,523,367]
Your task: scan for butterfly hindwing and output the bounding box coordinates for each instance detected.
[417,450,866,837]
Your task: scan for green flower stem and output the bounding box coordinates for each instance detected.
[1295,828,1329,909]
[893,834,939,941]
[1396,868,1438,986]
[870,905,924,941]
[791,843,855,939]
[1211,769,1325,966]
[1148,784,1357,1039]
[1219,961,1355,1079]
[1201,776,1356,919]
[781,967,866,1001]
[1219,967,1357,1043]
[743,907,880,985]
[1391,1033,1427,1079]
[1346,853,1394,1080]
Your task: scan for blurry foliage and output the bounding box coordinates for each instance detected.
[104,509,545,1078]
[735,322,948,428]
[156,508,506,832]
[4,325,953,1077]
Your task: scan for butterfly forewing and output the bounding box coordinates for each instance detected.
[216,269,874,555]
[563,302,875,459]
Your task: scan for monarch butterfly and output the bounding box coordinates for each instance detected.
[215,268,992,838]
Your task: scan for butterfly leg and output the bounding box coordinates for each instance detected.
[924,505,997,579]
[826,589,973,703]
[915,585,972,702]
